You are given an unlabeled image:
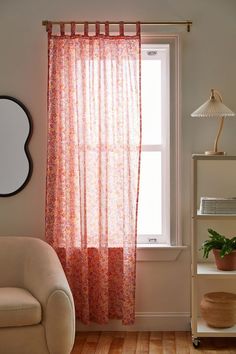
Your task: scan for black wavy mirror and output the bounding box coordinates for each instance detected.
[0,96,32,197]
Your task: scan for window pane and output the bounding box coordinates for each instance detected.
[141,59,162,145]
[138,151,162,235]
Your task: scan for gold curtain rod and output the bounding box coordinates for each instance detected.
[42,20,193,32]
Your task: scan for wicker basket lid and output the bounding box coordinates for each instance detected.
[204,292,236,303]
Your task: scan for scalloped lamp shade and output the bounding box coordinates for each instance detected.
[191,97,235,118]
[191,89,235,155]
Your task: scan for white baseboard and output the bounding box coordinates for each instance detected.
[76,312,191,332]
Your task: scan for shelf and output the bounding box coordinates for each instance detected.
[194,318,236,337]
[192,154,236,161]
[191,156,236,340]
[195,211,236,219]
[195,263,236,277]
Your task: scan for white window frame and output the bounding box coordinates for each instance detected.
[138,35,181,247]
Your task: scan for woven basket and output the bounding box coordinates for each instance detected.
[200,292,236,328]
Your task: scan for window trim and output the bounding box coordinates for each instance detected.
[139,34,181,247]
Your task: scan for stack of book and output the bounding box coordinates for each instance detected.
[200,197,236,214]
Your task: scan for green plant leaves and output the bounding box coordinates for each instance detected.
[201,228,236,258]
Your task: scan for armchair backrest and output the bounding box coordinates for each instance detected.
[0,236,47,287]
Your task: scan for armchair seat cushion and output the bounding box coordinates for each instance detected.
[0,287,41,328]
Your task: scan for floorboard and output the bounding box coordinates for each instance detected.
[72,331,236,353]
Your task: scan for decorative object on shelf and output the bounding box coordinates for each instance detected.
[200,197,236,214]
[191,89,235,155]
[0,96,32,197]
[200,292,236,328]
[213,249,236,271]
[201,228,236,270]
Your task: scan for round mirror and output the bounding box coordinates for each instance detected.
[0,96,32,197]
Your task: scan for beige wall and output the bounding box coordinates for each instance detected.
[0,0,236,329]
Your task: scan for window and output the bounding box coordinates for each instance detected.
[137,36,180,246]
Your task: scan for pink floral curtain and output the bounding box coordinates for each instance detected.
[45,22,141,325]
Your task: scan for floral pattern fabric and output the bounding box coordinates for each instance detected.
[46,23,141,325]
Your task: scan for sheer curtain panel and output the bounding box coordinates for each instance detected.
[45,22,141,325]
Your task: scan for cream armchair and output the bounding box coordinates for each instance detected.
[0,236,75,354]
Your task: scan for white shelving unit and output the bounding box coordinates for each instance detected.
[191,154,236,348]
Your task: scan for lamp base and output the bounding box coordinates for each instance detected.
[204,151,226,156]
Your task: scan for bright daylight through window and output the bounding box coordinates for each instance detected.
[137,43,172,245]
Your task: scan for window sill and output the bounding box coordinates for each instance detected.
[136,244,188,262]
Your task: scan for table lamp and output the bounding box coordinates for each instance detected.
[191,89,235,155]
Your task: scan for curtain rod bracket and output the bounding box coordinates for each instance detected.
[187,21,191,32]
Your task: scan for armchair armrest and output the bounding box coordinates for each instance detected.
[23,239,75,354]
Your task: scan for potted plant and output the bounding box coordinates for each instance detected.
[201,228,236,271]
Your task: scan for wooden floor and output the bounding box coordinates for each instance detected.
[71,331,236,353]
